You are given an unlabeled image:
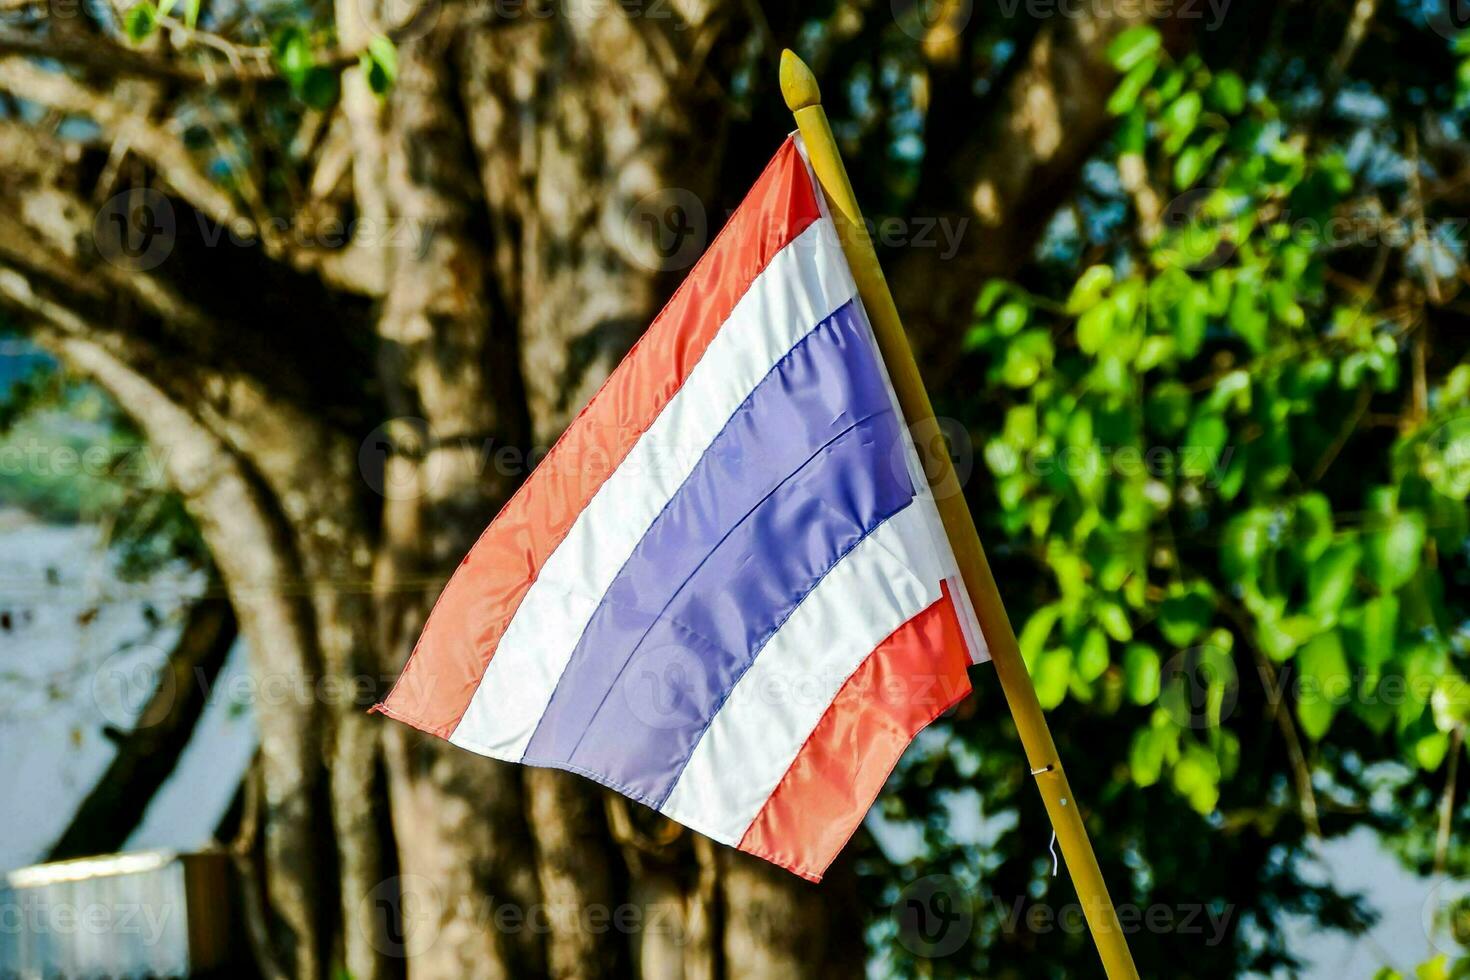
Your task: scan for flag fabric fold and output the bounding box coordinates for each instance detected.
[375,136,987,882]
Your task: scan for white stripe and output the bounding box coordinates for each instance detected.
[449,218,858,760]
[799,131,986,663]
[849,299,991,665]
[658,500,950,846]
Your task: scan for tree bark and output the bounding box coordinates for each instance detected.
[46,599,237,862]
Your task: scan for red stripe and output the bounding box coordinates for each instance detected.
[737,584,973,882]
[375,138,822,737]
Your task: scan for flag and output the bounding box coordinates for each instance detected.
[374,136,988,882]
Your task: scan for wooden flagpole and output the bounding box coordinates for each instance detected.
[780,50,1140,979]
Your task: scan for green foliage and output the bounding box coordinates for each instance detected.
[963,28,1470,844]
[271,24,361,108]
[362,35,398,96]
[0,344,207,580]
[123,2,157,43]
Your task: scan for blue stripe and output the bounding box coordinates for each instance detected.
[521,299,914,807]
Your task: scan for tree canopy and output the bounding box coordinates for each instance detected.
[1,0,1468,977]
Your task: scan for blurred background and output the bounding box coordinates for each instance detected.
[1,0,1468,977]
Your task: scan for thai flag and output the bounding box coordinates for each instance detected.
[375,137,987,882]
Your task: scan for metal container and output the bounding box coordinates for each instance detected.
[0,850,233,978]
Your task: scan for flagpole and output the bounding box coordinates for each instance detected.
[780,50,1140,979]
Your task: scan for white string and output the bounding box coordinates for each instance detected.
[1028,765,1061,876]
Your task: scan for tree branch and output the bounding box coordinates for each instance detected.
[0,57,249,231]
[47,598,238,861]
[0,24,381,87]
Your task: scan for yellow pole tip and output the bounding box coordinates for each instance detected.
[779,49,821,111]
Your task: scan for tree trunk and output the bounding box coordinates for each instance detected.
[0,6,887,977]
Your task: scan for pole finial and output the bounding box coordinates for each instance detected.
[780,49,821,112]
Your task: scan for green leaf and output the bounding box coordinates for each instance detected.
[1147,381,1193,434]
[1227,279,1268,352]
[273,25,313,90]
[1107,59,1158,116]
[1294,493,1334,562]
[1400,644,1446,730]
[974,280,1008,316]
[1221,508,1273,580]
[1257,614,1318,662]
[1364,510,1426,592]
[1135,335,1174,371]
[1414,730,1451,771]
[363,34,398,95]
[1076,301,1114,355]
[1431,675,1470,732]
[1161,92,1203,154]
[1173,143,1207,190]
[999,330,1054,388]
[1107,25,1162,72]
[1296,632,1349,740]
[1175,282,1207,357]
[1422,414,1470,500]
[994,300,1029,336]
[300,67,341,109]
[1354,594,1398,673]
[182,0,199,29]
[1129,726,1171,786]
[1117,108,1147,155]
[1183,412,1227,477]
[1018,603,1062,665]
[1306,540,1361,620]
[1034,648,1073,709]
[124,2,158,42]
[1077,627,1111,682]
[1124,644,1161,704]
[1172,743,1221,813]
[1159,586,1214,647]
[1066,265,1114,314]
[1207,71,1246,114]
[1098,601,1134,642]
